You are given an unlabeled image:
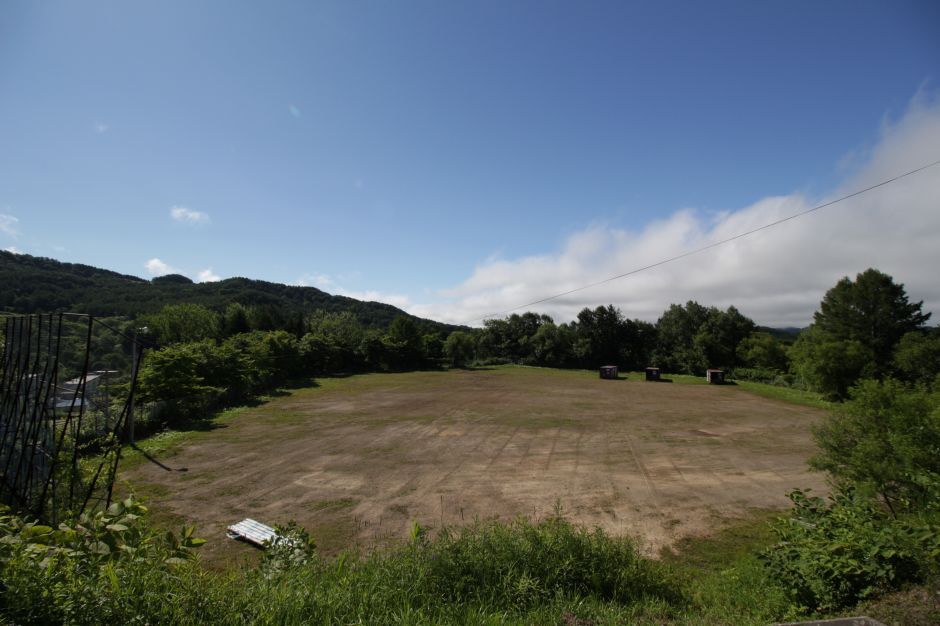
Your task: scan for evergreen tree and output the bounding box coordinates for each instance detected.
[814,268,929,377]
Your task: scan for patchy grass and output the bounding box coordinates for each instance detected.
[119,404,253,470]
[734,380,834,410]
[309,498,357,512]
[121,365,827,570]
[857,587,940,626]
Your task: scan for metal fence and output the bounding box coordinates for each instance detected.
[0,313,144,522]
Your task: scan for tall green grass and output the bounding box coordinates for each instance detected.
[3,498,862,625]
[0,507,682,625]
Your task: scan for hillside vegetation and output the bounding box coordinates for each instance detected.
[0,251,455,333]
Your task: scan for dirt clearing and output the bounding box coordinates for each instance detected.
[120,367,828,566]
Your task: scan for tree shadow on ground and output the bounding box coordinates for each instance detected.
[130,443,189,473]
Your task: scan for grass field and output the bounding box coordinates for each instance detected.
[119,366,828,567]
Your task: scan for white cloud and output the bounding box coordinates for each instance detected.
[4,246,20,254]
[295,273,336,289]
[170,206,210,224]
[197,267,221,282]
[408,92,940,328]
[0,214,19,238]
[144,258,178,276]
[338,289,412,309]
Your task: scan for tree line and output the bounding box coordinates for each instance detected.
[134,267,940,428]
[445,302,764,374]
[447,268,940,400]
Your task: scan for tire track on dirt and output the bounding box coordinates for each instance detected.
[518,428,536,464]
[389,414,489,499]
[544,427,560,470]
[656,433,687,482]
[623,431,658,500]
[484,425,521,471]
[603,426,643,522]
[432,414,493,487]
[713,435,787,497]
[573,427,584,474]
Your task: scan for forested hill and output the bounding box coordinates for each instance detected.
[0,251,458,333]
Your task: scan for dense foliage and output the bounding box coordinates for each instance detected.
[763,379,940,611]
[790,269,933,399]
[0,502,689,625]
[467,303,774,376]
[811,379,940,514]
[136,310,449,427]
[763,487,939,611]
[0,498,206,625]
[761,272,939,611]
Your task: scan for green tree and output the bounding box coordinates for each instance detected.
[444,331,476,368]
[305,311,364,371]
[653,301,710,374]
[246,304,285,332]
[140,303,221,346]
[421,333,444,362]
[384,315,423,369]
[893,329,940,385]
[790,326,875,399]
[476,313,550,363]
[738,331,790,372]
[357,330,389,371]
[138,341,214,403]
[573,305,649,368]
[529,322,574,367]
[222,302,251,336]
[693,306,755,369]
[814,268,930,377]
[791,269,930,397]
[811,378,940,515]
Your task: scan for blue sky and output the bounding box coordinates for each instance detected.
[2,1,939,325]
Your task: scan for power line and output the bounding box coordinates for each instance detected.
[462,158,940,325]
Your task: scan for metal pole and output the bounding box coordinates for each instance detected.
[126,331,137,444]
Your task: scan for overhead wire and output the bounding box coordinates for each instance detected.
[460,158,940,325]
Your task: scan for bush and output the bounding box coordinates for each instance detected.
[732,367,783,383]
[0,498,208,625]
[0,506,685,624]
[762,488,940,612]
[415,516,681,609]
[811,379,940,514]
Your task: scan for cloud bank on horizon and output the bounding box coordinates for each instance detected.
[406,93,940,328]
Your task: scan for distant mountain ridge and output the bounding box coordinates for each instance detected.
[0,251,459,333]
[755,325,804,342]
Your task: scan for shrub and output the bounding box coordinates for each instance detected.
[762,487,940,612]
[0,506,686,624]
[0,498,208,625]
[732,367,783,383]
[416,516,681,609]
[811,379,940,514]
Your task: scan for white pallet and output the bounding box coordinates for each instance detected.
[226,518,277,547]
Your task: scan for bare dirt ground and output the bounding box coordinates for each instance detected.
[120,367,828,566]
